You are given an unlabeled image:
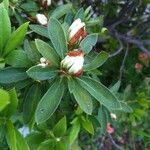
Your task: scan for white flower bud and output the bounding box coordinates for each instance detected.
[68,19,86,45]
[36,14,48,25]
[40,0,51,7]
[61,50,84,76]
[38,57,49,68]
[110,113,117,120]
[46,0,51,6]
[40,57,47,63]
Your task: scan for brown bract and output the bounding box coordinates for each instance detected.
[68,27,87,46]
[67,50,84,57]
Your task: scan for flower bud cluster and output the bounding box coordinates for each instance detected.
[61,50,84,76]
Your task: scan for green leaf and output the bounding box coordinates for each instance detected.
[38,139,55,150]
[84,51,109,71]
[29,25,49,38]
[74,8,84,21]
[35,39,60,67]
[0,3,11,53]
[4,22,29,56]
[84,6,92,18]
[0,67,28,84]
[87,16,104,27]
[26,133,45,150]
[24,40,40,63]
[69,118,80,145]
[5,50,32,68]
[35,79,65,124]
[50,4,72,19]
[5,120,17,150]
[80,34,98,54]
[27,65,57,81]
[23,84,41,124]
[77,76,121,110]
[120,102,133,113]
[53,116,67,137]
[97,106,107,134]
[68,78,93,115]
[15,129,30,150]
[3,0,9,11]
[0,89,10,111]
[109,80,121,94]
[3,88,18,117]
[55,140,67,150]
[81,116,94,135]
[20,1,39,12]
[48,18,67,58]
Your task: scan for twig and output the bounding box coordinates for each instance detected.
[108,29,150,56]
[109,37,124,58]
[107,133,122,150]
[99,135,106,150]
[119,44,129,81]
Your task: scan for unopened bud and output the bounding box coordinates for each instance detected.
[138,52,149,62]
[61,50,84,76]
[110,113,117,120]
[38,57,49,68]
[106,123,114,134]
[135,63,143,72]
[36,14,48,26]
[39,0,51,9]
[68,19,86,45]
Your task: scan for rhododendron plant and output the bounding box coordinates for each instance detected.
[3,0,149,149]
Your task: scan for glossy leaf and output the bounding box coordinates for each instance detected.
[97,106,107,134]
[48,18,67,58]
[27,65,57,81]
[55,141,67,150]
[69,118,80,145]
[74,8,84,21]
[35,39,60,67]
[4,22,29,56]
[5,50,32,68]
[53,116,67,137]
[3,0,9,11]
[3,88,18,117]
[5,120,17,150]
[15,129,30,150]
[24,40,40,63]
[0,3,11,52]
[81,116,94,135]
[77,76,121,110]
[68,78,93,115]
[35,79,65,124]
[23,84,41,124]
[84,51,109,71]
[0,89,10,111]
[0,67,28,84]
[80,34,98,54]
[50,4,72,19]
[26,133,45,150]
[29,25,49,38]
[120,102,133,113]
[38,139,55,150]
[110,80,121,94]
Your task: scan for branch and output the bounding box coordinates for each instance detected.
[108,29,150,56]
[109,37,124,58]
[119,44,129,81]
[107,133,122,150]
